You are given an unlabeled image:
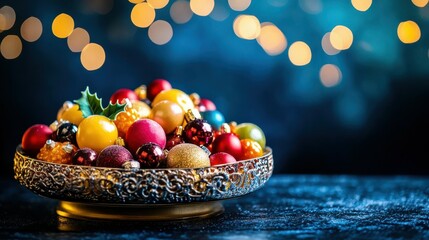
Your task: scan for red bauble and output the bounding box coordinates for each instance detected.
[183,119,213,146]
[21,124,53,155]
[210,152,236,166]
[211,133,242,160]
[198,98,216,112]
[147,79,172,101]
[110,88,139,104]
[165,133,184,150]
[126,119,166,155]
[72,148,97,166]
[136,142,165,168]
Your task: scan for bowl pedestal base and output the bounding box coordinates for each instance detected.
[56,201,225,221]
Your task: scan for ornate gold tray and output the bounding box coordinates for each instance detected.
[14,146,273,221]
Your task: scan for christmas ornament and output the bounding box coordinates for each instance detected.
[56,101,73,122]
[21,124,53,155]
[53,122,78,145]
[134,85,147,100]
[166,143,210,168]
[136,142,165,168]
[239,139,263,160]
[147,78,172,101]
[199,98,216,112]
[183,110,213,146]
[122,160,141,170]
[57,103,84,126]
[200,110,225,130]
[234,123,266,149]
[37,140,77,164]
[130,100,151,118]
[152,89,194,112]
[211,133,242,160]
[96,145,133,168]
[150,100,185,134]
[165,126,184,150]
[210,152,237,166]
[114,104,141,138]
[110,88,139,104]
[126,119,166,154]
[76,115,119,153]
[72,148,97,166]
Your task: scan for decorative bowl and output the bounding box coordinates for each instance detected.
[14,146,273,220]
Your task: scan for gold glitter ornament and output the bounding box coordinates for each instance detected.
[37,140,77,164]
[166,143,210,168]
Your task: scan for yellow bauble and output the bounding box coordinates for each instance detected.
[150,100,185,134]
[152,89,194,112]
[166,143,210,168]
[130,100,151,118]
[58,104,84,126]
[76,115,118,153]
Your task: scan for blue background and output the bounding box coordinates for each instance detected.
[2,0,429,177]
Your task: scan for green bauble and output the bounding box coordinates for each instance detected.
[234,123,266,149]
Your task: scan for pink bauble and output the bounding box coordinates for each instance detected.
[126,119,166,155]
[21,124,53,155]
[210,152,237,166]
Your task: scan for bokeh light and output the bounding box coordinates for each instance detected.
[20,17,43,42]
[299,0,323,14]
[288,41,312,66]
[148,0,169,9]
[320,64,342,87]
[190,0,215,17]
[330,25,354,50]
[412,0,428,7]
[397,20,421,44]
[1,35,22,59]
[256,23,287,56]
[170,0,193,24]
[322,32,340,55]
[148,20,173,45]
[129,0,143,4]
[80,43,105,71]
[351,0,372,12]
[67,28,90,53]
[131,2,156,28]
[52,13,74,38]
[233,15,261,40]
[0,6,15,31]
[228,0,251,11]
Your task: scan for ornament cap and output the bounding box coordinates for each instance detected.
[220,123,231,134]
[49,121,60,131]
[115,137,125,147]
[189,93,201,106]
[122,160,141,170]
[62,143,75,154]
[184,108,201,123]
[174,126,183,136]
[46,139,56,149]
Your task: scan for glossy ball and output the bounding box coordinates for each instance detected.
[21,124,53,155]
[136,142,165,168]
[150,100,185,134]
[165,134,184,150]
[58,104,84,126]
[56,101,73,123]
[147,79,172,101]
[211,133,242,160]
[210,152,237,166]
[239,139,263,160]
[76,115,118,153]
[183,119,213,146]
[166,143,210,168]
[234,123,266,149]
[53,122,78,145]
[198,98,216,112]
[130,100,151,118]
[200,110,225,130]
[152,89,194,112]
[96,145,133,168]
[72,148,97,166]
[110,88,139,104]
[126,119,166,154]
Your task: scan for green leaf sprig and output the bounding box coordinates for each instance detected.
[73,87,126,120]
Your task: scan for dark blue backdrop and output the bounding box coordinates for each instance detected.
[2,0,429,178]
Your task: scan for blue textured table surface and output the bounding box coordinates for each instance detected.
[1,175,429,239]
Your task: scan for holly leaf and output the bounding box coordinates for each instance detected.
[102,102,127,120]
[73,86,104,118]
